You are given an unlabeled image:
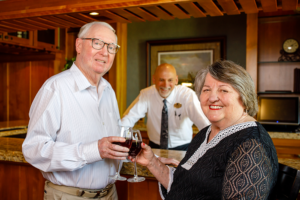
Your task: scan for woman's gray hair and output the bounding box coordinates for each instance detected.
[194,60,258,117]
[78,21,118,43]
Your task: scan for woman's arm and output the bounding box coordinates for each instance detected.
[221,138,274,199]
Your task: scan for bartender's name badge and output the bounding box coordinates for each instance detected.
[174,103,182,108]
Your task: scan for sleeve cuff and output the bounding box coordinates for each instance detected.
[158,166,175,199]
[81,141,102,163]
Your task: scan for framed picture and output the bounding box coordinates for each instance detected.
[146,37,226,87]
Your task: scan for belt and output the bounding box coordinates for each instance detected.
[47,181,113,199]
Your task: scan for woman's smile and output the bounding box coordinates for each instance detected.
[209,105,223,110]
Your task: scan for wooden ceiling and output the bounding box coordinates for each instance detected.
[0,0,299,33]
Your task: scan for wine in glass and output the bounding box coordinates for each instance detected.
[109,126,133,181]
[127,129,145,183]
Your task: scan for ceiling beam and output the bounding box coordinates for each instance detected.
[0,0,194,20]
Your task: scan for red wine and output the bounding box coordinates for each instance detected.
[129,141,142,157]
[113,139,132,148]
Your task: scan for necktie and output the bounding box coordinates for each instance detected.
[160,99,168,149]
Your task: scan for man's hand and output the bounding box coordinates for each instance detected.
[98,137,129,160]
[158,157,180,167]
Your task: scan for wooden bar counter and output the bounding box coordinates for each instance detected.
[1,121,300,200]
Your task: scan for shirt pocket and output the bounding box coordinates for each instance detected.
[171,107,185,130]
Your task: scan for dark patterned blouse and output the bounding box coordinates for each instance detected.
[160,121,278,200]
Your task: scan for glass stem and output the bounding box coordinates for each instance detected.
[134,160,138,178]
[116,160,121,176]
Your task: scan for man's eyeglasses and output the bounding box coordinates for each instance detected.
[81,38,120,54]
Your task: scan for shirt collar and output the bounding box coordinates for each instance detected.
[70,63,109,92]
[70,63,92,92]
[166,86,176,103]
[154,85,176,104]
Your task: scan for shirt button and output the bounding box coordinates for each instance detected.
[103,122,105,125]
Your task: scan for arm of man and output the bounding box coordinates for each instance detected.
[186,91,210,131]
[22,87,128,173]
[121,92,148,127]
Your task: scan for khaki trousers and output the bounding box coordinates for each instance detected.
[44,181,118,200]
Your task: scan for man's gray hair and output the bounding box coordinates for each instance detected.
[78,21,118,43]
[194,60,258,117]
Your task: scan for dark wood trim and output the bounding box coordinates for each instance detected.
[0,53,56,62]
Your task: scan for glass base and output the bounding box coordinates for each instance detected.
[109,174,127,181]
[127,176,145,183]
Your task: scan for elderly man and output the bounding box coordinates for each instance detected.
[122,63,210,151]
[22,22,127,200]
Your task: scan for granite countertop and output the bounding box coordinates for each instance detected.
[0,137,26,163]
[133,122,198,134]
[0,120,28,137]
[268,132,300,139]
[1,121,300,140]
[0,137,300,178]
[134,123,300,140]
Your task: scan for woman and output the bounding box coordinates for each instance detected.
[132,60,278,200]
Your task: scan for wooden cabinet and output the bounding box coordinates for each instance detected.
[258,16,300,93]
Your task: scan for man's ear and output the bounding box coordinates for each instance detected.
[75,38,82,54]
[175,75,179,85]
[152,75,156,85]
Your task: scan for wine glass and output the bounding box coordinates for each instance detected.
[127,129,145,183]
[109,126,133,181]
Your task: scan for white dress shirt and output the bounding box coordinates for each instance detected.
[22,63,121,189]
[122,85,210,148]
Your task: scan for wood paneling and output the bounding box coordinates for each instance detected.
[0,0,199,20]
[196,0,223,16]
[109,9,145,22]
[258,16,300,62]
[0,0,298,33]
[0,54,56,63]
[177,2,206,18]
[20,18,57,29]
[272,138,300,158]
[8,62,30,121]
[142,6,174,20]
[115,22,127,116]
[258,63,299,92]
[0,161,45,200]
[260,0,277,12]
[65,30,77,60]
[246,13,258,92]
[100,10,131,23]
[159,4,190,19]
[239,0,259,13]
[125,7,159,21]
[281,0,298,11]
[0,63,8,121]
[217,0,240,15]
[258,16,300,92]
[30,61,54,104]
[0,59,55,122]
[127,177,160,200]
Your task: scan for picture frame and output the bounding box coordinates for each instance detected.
[146,37,226,87]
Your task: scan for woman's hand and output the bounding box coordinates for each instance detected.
[129,143,171,189]
[158,157,180,167]
[129,143,155,167]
